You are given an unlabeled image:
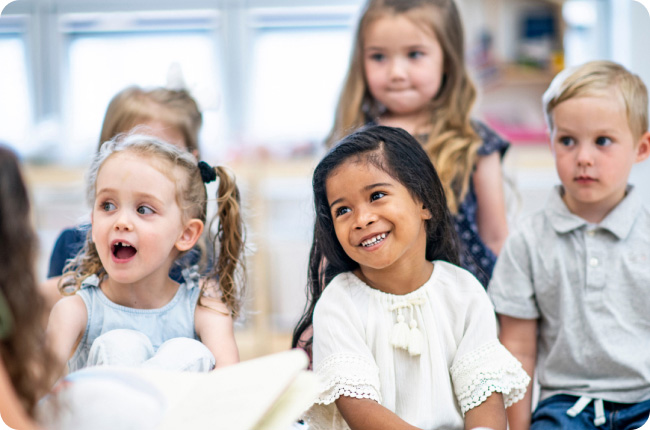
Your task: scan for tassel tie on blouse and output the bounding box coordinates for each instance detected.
[389,297,425,356]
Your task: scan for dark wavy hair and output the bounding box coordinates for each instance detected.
[292,125,459,349]
[0,145,56,416]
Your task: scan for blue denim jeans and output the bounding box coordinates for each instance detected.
[532,394,650,430]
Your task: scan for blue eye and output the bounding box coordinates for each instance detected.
[595,136,612,146]
[101,201,116,211]
[370,191,386,201]
[137,206,154,215]
[334,206,350,217]
[408,51,423,59]
[369,53,385,62]
[559,136,575,147]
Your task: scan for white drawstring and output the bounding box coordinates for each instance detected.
[594,399,606,426]
[566,396,606,426]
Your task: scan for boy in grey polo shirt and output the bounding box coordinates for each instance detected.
[488,60,650,430]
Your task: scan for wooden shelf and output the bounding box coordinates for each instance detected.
[479,63,557,92]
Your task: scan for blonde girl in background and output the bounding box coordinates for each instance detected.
[327,0,510,287]
[42,86,204,310]
[0,145,56,430]
[98,86,203,158]
[46,134,245,377]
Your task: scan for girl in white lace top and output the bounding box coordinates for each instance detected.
[294,126,529,430]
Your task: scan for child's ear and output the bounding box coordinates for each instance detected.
[635,131,650,163]
[175,219,204,252]
[421,204,432,220]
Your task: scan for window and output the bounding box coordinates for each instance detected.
[0,18,31,154]
[245,6,360,155]
[562,0,609,66]
[62,11,223,162]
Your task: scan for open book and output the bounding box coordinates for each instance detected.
[38,349,319,430]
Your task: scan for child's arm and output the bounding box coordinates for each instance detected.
[46,295,88,378]
[464,392,507,430]
[473,152,509,255]
[497,314,537,430]
[335,396,420,430]
[194,296,239,369]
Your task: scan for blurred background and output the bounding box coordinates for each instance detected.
[1,0,649,360]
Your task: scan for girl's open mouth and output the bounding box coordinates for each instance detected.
[112,241,137,260]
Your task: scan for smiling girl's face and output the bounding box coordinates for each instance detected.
[91,151,189,286]
[326,158,431,281]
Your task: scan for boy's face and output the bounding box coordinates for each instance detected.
[550,90,650,222]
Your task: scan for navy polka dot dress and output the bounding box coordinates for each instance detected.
[453,121,509,288]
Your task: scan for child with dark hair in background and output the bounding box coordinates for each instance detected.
[489,60,650,430]
[297,125,528,430]
[0,145,56,430]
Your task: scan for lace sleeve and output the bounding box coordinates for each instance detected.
[451,339,530,414]
[314,353,381,405]
[303,353,380,430]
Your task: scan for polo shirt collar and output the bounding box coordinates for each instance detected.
[545,185,639,239]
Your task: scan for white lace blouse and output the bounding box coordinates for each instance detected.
[305,260,529,430]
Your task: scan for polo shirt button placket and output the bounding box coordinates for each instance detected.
[585,229,605,291]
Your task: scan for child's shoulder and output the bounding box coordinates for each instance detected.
[507,188,567,245]
[432,261,497,316]
[49,294,88,331]
[471,119,509,156]
[431,260,489,299]
[320,272,360,301]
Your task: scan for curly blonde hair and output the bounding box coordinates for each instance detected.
[60,134,246,317]
[327,0,481,213]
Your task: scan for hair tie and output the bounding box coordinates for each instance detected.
[198,161,217,183]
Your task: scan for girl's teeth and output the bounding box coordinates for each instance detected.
[362,233,386,247]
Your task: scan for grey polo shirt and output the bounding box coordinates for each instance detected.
[488,186,650,403]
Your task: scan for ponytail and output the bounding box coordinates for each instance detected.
[203,165,246,318]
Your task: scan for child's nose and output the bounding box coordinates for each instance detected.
[354,207,377,229]
[389,58,407,79]
[114,211,134,231]
[576,143,595,166]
